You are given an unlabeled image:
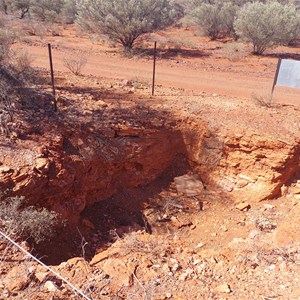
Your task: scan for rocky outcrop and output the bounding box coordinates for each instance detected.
[1,116,300,223]
[0,127,186,222]
[186,129,300,203]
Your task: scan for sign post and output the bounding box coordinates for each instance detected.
[271,58,300,103]
[271,58,282,101]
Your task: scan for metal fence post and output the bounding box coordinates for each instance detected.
[152,41,157,96]
[48,43,57,112]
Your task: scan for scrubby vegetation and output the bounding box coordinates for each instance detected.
[0,196,62,244]
[0,0,75,23]
[76,0,183,50]
[189,0,300,53]
[0,0,299,54]
[190,1,240,40]
[63,50,87,75]
[234,1,300,54]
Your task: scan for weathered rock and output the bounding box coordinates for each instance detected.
[81,218,95,230]
[0,165,12,173]
[101,258,131,287]
[44,280,59,292]
[35,271,50,283]
[215,283,232,293]
[66,257,89,274]
[178,273,188,281]
[174,174,204,196]
[186,131,300,204]
[1,113,300,226]
[235,202,251,211]
[274,204,300,247]
[90,249,115,266]
[0,128,186,222]
[34,158,50,174]
[248,230,260,239]
[3,265,32,292]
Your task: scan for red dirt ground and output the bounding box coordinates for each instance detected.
[1,24,300,300]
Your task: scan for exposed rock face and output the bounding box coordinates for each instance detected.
[174,174,204,197]
[0,127,186,221]
[1,118,300,222]
[217,134,300,202]
[185,128,300,203]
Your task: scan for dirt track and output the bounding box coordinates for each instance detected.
[18,28,300,105]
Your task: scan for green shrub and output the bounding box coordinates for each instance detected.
[191,2,223,40]
[76,0,182,50]
[190,1,239,40]
[30,0,64,22]
[234,1,300,54]
[220,1,239,37]
[61,0,77,24]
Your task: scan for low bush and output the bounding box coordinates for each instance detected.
[190,1,239,40]
[13,49,33,73]
[0,28,16,63]
[63,50,87,76]
[0,196,62,244]
[76,0,182,50]
[234,1,300,54]
[223,42,247,61]
[251,93,272,108]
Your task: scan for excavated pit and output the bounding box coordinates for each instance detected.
[32,121,300,265]
[2,92,300,265]
[35,153,191,265]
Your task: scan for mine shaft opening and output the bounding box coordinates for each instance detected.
[34,151,192,266]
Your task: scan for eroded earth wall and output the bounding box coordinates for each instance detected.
[1,119,299,222]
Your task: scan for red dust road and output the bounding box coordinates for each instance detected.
[19,40,300,105]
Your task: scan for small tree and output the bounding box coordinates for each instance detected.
[190,1,239,40]
[30,0,64,22]
[61,0,78,24]
[234,1,300,55]
[76,0,182,50]
[12,0,31,19]
[191,2,223,40]
[0,0,8,14]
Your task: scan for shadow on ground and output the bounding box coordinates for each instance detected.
[125,47,209,60]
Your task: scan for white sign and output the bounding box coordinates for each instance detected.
[276,59,300,89]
